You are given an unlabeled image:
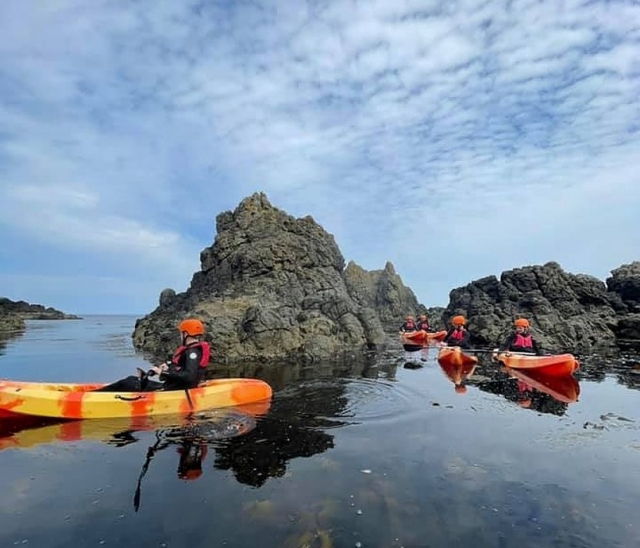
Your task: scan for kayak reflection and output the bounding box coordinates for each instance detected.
[437,350,478,394]
[0,400,271,451]
[477,367,580,415]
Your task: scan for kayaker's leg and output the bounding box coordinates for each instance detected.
[142,380,164,392]
[93,376,142,392]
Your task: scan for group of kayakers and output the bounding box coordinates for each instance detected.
[101,313,540,395]
[399,313,541,355]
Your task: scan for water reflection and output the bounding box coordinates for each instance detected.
[214,379,353,487]
[437,357,477,394]
[0,328,24,357]
[207,352,398,389]
[475,365,580,416]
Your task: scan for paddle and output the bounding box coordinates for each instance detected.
[133,431,168,512]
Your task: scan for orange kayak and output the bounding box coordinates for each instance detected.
[401,330,446,344]
[437,346,478,368]
[0,378,272,420]
[502,367,580,404]
[494,352,579,377]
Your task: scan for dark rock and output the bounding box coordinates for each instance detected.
[442,262,623,352]
[133,193,420,364]
[607,262,640,312]
[343,261,423,330]
[0,297,80,353]
[0,297,81,321]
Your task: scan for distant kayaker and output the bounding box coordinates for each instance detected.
[95,318,210,392]
[399,315,417,333]
[442,315,471,348]
[415,314,433,332]
[499,318,542,355]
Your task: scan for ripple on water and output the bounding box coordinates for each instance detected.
[339,377,426,425]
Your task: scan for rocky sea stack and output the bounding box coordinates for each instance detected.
[132,193,422,363]
[441,261,640,352]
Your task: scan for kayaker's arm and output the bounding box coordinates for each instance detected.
[498,334,513,351]
[532,339,543,356]
[160,347,202,388]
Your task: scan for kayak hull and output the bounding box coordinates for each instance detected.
[494,352,579,376]
[0,378,272,420]
[437,346,478,367]
[401,330,446,344]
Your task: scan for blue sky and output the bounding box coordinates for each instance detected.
[0,0,639,315]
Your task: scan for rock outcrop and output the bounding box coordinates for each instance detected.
[133,193,422,363]
[441,261,640,352]
[0,297,80,332]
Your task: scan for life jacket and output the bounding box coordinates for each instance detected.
[448,328,464,341]
[416,321,430,331]
[171,341,210,370]
[512,334,533,348]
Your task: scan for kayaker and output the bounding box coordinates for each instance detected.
[415,314,433,332]
[95,318,210,392]
[399,315,417,333]
[499,318,542,355]
[442,315,470,349]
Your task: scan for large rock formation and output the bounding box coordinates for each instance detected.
[441,261,640,352]
[133,193,422,363]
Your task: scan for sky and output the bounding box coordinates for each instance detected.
[0,0,639,315]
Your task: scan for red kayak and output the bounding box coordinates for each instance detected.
[401,330,446,344]
[494,351,579,377]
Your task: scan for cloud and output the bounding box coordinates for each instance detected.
[0,0,639,313]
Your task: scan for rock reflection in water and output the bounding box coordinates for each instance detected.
[213,379,352,487]
[0,328,24,357]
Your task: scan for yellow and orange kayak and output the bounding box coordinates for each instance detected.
[493,352,579,377]
[0,378,272,420]
[401,330,447,344]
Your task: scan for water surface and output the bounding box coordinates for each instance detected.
[1,316,639,547]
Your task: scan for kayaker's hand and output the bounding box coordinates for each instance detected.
[149,365,165,376]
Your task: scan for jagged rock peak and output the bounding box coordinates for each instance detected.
[133,193,424,364]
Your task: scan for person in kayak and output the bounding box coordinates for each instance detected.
[415,314,433,332]
[442,315,471,348]
[95,318,210,392]
[499,318,542,355]
[399,315,417,333]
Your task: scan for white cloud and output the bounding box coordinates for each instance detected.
[0,0,639,312]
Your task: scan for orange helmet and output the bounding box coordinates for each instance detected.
[451,315,466,326]
[177,318,205,336]
[178,468,203,481]
[514,318,529,328]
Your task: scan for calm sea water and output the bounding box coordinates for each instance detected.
[1,316,640,547]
